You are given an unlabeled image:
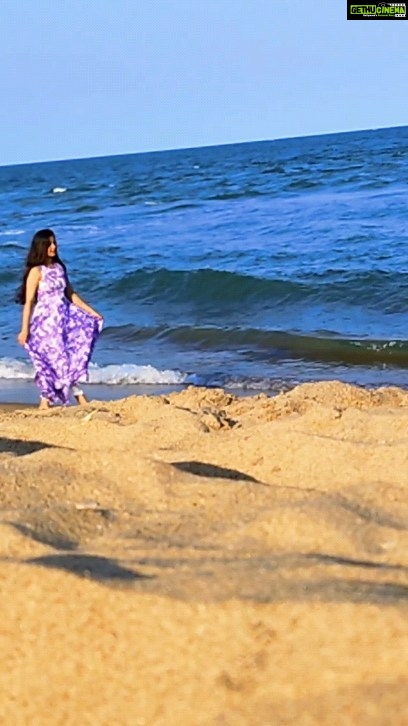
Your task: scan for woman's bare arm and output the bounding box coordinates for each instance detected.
[17,267,41,345]
[65,278,102,318]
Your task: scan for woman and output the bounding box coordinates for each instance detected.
[17,228,103,408]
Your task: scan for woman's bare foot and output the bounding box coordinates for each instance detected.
[74,393,89,406]
[39,397,50,410]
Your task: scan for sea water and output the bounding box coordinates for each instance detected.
[1,125,408,402]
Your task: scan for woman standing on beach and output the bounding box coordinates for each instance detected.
[16,228,103,409]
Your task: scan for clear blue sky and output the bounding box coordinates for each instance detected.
[0,0,407,165]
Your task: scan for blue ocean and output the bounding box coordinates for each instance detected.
[1,126,408,403]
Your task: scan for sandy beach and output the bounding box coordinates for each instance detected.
[1,381,407,724]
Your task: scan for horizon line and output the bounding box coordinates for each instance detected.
[1,123,407,169]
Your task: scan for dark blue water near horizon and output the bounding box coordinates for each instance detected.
[1,125,408,401]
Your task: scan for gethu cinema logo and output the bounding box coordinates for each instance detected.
[350,4,406,13]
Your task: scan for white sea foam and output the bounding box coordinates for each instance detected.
[0,358,288,393]
[0,358,186,386]
[52,187,67,193]
[0,358,33,379]
[0,229,25,236]
[88,363,186,385]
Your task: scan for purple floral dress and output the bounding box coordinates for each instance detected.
[25,263,102,404]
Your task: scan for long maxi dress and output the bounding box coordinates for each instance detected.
[25,263,102,404]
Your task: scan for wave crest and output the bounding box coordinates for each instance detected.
[103,267,408,313]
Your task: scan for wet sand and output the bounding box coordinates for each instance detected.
[1,381,407,724]
[0,402,35,412]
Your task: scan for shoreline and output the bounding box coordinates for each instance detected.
[1,376,407,408]
[0,401,35,412]
[0,381,189,406]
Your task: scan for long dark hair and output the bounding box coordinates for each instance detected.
[16,229,66,304]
